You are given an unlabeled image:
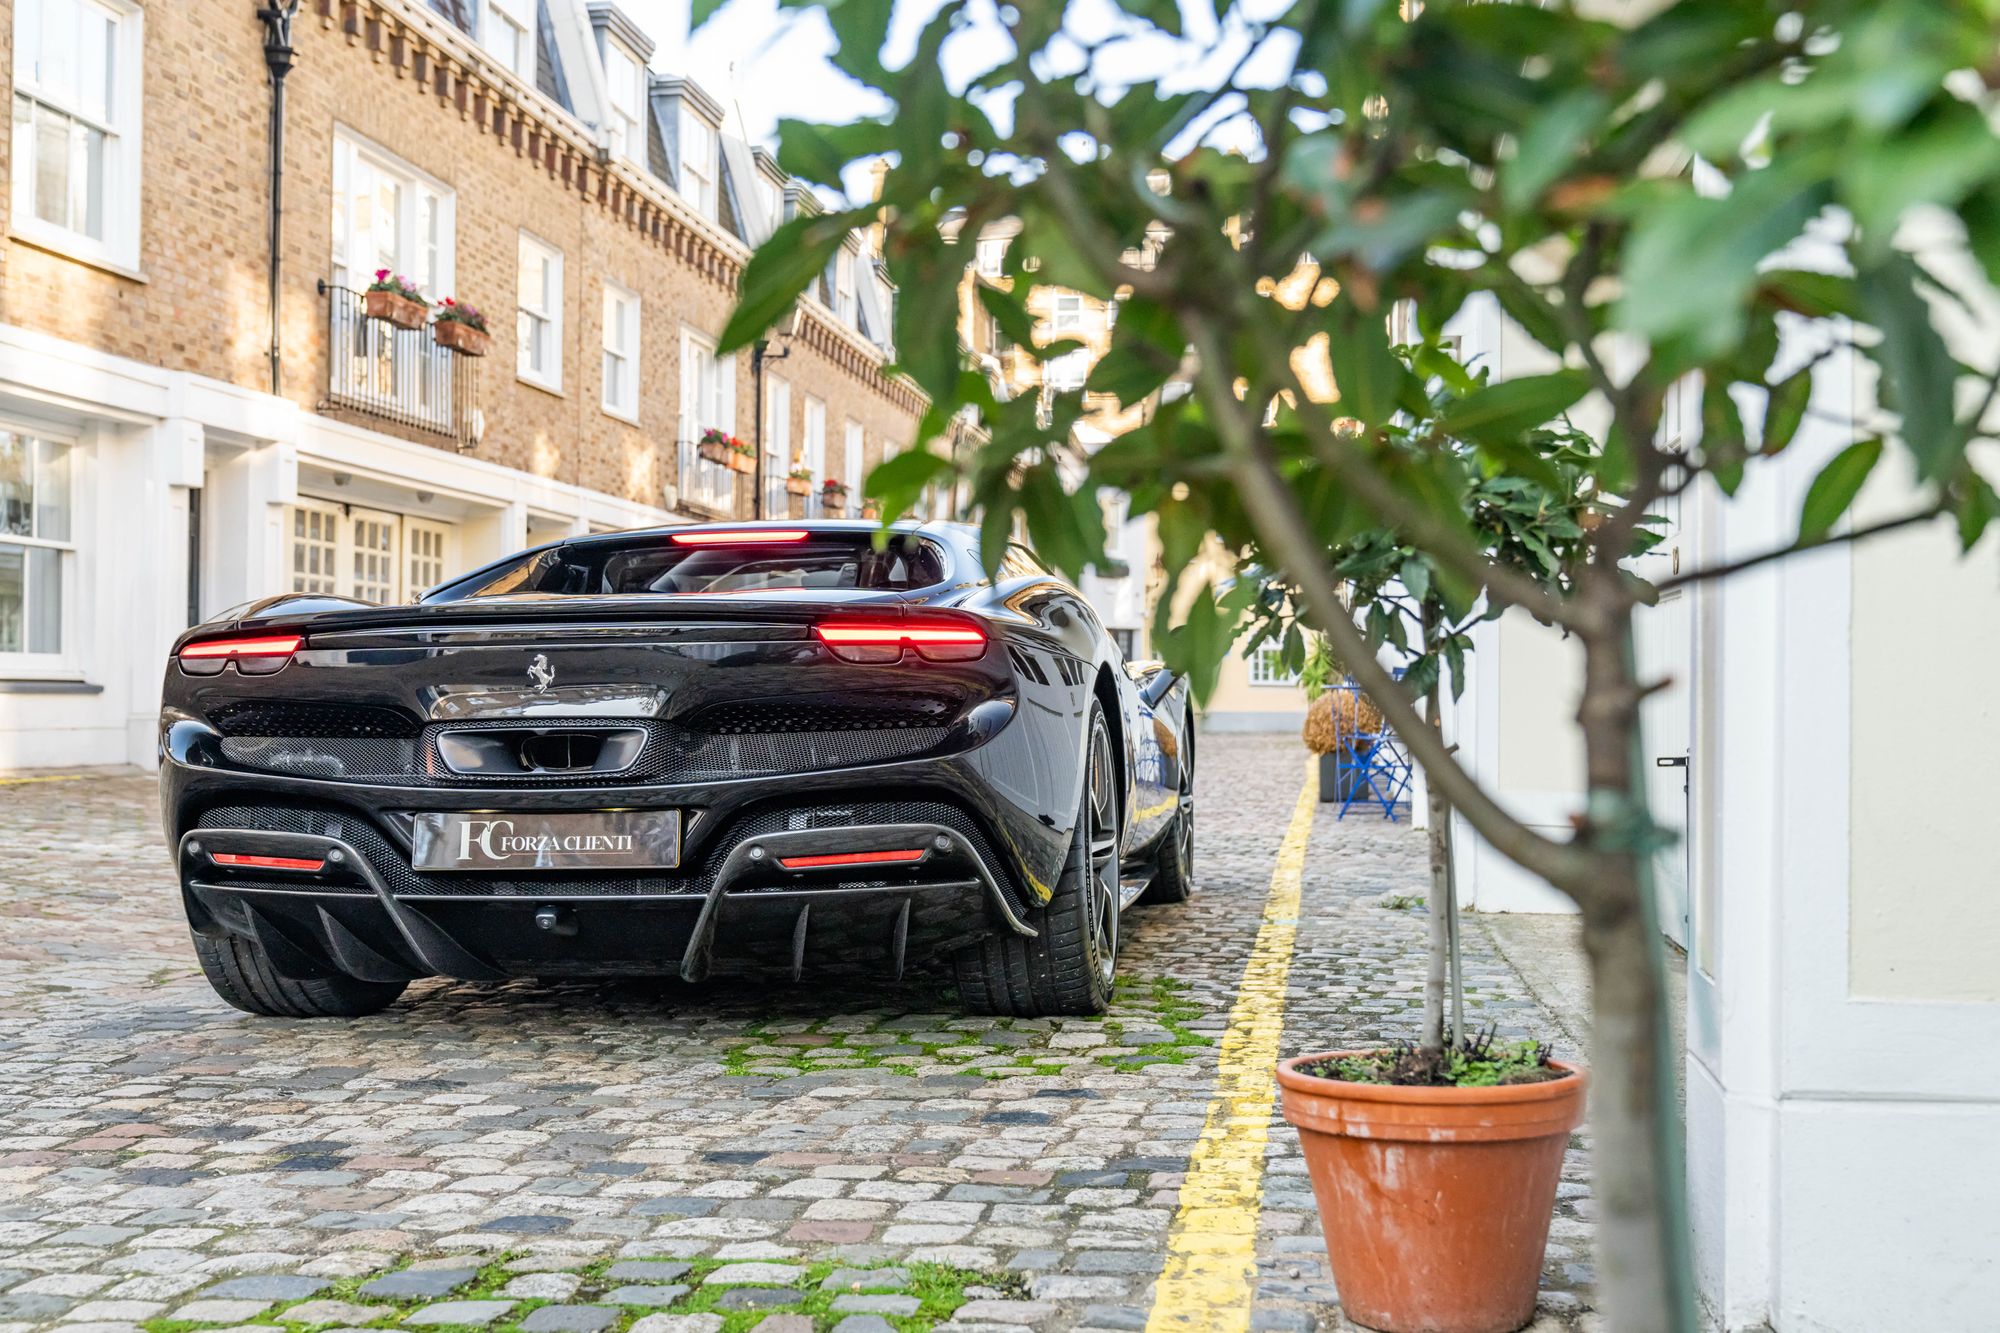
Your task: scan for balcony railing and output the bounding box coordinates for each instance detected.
[321,282,482,450]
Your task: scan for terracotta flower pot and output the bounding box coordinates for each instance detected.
[786,477,812,496]
[432,319,489,356]
[697,439,733,467]
[727,450,756,475]
[363,289,427,330]
[822,494,848,515]
[1276,1053,1587,1333]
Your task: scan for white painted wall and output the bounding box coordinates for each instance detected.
[1687,225,2000,1329]
[0,323,671,772]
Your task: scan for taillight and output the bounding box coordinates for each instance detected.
[177,634,302,676]
[814,619,988,663]
[672,528,811,545]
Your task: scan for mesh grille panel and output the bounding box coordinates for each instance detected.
[220,736,419,780]
[212,702,421,738]
[693,695,958,734]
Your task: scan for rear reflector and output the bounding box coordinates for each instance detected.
[671,528,811,545]
[814,620,987,663]
[211,852,325,872]
[777,848,927,870]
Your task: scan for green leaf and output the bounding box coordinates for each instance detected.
[1763,365,1812,455]
[1438,370,1591,445]
[863,446,951,524]
[1086,343,1180,407]
[977,283,1039,351]
[1501,90,1607,212]
[1955,474,1998,551]
[1399,555,1432,605]
[719,209,865,354]
[1859,254,1958,480]
[1841,101,2000,259]
[1617,160,1833,354]
[1324,304,1410,427]
[1798,440,1883,541]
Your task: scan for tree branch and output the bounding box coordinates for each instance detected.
[1655,502,1947,592]
[1187,321,1594,891]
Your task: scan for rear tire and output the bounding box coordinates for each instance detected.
[955,706,1121,1017]
[1139,759,1195,905]
[191,929,407,1018]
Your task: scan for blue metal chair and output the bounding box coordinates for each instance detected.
[1328,679,1416,821]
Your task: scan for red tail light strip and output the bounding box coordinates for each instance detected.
[671,529,811,545]
[211,852,325,872]
[813,620,988,663]
[178,634,303,659]
[776,848,927,870]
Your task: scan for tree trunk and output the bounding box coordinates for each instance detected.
[1422,670,1450,1055]
[1571,604,1697,1333]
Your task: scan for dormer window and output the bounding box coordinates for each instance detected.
[834,249,857,324]
[479,0,532,79]
[602,40,644,161]
[679,107,717,219]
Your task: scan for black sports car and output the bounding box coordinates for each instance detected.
[159,521,1197,1019]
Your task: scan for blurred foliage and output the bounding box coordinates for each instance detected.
[702,0,2000,707]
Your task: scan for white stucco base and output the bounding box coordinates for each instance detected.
[0,323,671,771]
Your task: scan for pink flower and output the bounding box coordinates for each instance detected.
[375,268,389,281]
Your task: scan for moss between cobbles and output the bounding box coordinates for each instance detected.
[143,1254,1019,1333]
[717,975,1211,1079]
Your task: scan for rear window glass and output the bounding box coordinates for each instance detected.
[427,534,948,600]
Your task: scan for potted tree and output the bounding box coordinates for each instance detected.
[1255,407,1612,1332]
[821,478,850,515]
[363,270,427,330]
[431,298,490,356]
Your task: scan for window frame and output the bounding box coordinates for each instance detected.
[0,428,78,673]
[678,106,719,219]
[678,327,736,512]
[1245,642,1303,688]
[9,0,145,272]
[834,249,857,324]
[601,38,646,163]
[479,0,533,80]
[1052,291,1085,333]
[601,280,640,422]
[331,127,455,297]
[516,230,564,393]
[762,372,791,518]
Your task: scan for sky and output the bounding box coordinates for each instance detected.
[627,0,1299,201]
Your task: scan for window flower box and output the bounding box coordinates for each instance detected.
[785,468,815,497]
[821,480,850,516]
[364,270,428,330]
[432,297,490,356]
[699,429,756,474]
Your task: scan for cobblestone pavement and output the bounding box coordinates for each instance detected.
[0,738,1596,1333]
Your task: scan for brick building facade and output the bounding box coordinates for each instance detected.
[0,0,921,766]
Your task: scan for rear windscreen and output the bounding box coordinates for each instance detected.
[427,534,948,600]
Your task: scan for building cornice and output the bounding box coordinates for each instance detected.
[318,0,926,417]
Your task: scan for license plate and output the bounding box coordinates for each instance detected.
[411,810,682,871]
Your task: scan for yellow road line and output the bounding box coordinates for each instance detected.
[0,774,86,787]
[1145,757,1318,1333]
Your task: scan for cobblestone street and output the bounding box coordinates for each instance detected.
[0,736,1596,1333]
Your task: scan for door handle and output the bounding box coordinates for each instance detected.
[1655,756,1688,768]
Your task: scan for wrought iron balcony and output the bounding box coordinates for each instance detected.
[320,282,483,449]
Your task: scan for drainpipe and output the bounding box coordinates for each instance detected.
[257,0,301,398]
[752,339,767,520]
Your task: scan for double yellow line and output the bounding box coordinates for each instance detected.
[1145,758,1318,1332]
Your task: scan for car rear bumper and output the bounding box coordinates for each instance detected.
[178,816,1034,983]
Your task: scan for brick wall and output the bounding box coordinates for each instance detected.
[0,0,922,513]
